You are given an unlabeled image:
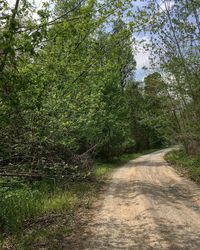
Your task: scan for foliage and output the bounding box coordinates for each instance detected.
[134,0,200,154]
[0,0,137,177]
[0,0,199,246]
[166,150,200,183]
[0,150,150,248]
[125,79,168,151]
[0,179,75,234]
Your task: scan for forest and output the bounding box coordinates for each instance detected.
[0,0,200,248]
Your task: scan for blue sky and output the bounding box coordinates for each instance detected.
[129,0,150,81]
[132,0,175,80]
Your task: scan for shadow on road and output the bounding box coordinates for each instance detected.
[84,178,200,249]
[63,150,200,250]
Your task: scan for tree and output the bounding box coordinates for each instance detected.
[0,0,136,176]
[134,0,200,154]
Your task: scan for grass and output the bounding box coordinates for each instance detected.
[0,180,98,249]
[94,153,141,178]
[94,149,158,179]
[165,149,200,183]
[0,148,158,249]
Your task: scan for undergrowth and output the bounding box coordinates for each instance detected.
[0,149,158,249]
[165,149,200,183]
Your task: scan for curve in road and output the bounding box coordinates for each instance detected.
[83,149,200,250]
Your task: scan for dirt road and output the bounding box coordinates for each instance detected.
[83,149,200,250]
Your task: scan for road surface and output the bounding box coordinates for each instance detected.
[83,149,200,250]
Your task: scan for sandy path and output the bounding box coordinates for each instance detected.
[83,149,200,250]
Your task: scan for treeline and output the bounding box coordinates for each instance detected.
[0,0,164,179]
[135,0,200,155]
[0,0,199,179]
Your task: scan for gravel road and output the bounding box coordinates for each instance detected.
[83,149,200,250]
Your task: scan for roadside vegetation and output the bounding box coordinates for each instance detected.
[166,150,200,184]
[1,178,97,249]
[0,150,157,249]
[0,0,199,248]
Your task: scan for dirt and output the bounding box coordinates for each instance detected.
[64,149,200,250]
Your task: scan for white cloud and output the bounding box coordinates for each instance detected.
[134,36,151,69]
[133,36,151,81]
[135,50,150,69]
[6,0,16,8]
[158,0,174,12]
[7,0,49,20]
[7,0,45,8]
[135,52,150,81]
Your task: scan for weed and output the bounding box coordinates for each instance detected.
[0,149,158,249]
[165,150,200,183]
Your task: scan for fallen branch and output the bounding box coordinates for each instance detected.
[0,172,43,179]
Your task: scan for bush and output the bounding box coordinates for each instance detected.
[166,150,200,183]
